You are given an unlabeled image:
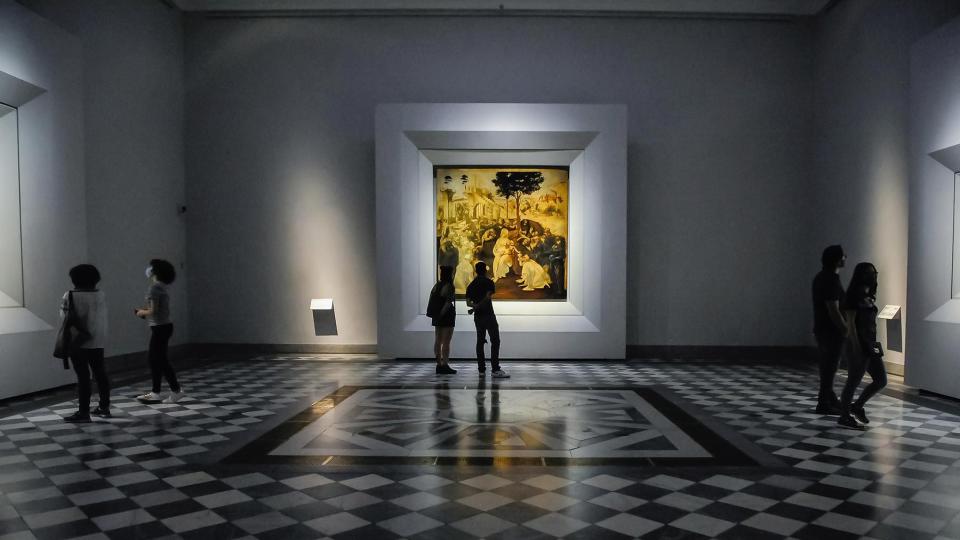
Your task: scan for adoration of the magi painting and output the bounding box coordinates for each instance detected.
[435,166,568,300]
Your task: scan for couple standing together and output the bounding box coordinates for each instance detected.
[812,245,887,430]
[60,259,183,423]
[429,261,510,378]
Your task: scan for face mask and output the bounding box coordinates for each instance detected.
[145,266,154,279]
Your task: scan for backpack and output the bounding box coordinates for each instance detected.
[426,283,445,318]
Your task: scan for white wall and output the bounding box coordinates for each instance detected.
[906,13,960,398]
[812,0,960,369]
[184,15,814,348]
[0,0,85,398]
[23,0,188,356]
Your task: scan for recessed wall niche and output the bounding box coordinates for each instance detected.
[0,102,22,308]
[375,103,627,359]
[0,68,45,313]
[928,144,960,300]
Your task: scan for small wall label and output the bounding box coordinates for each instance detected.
[878,305,901,320]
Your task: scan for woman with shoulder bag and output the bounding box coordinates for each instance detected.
[60,264,110,423]
[429,265,457,375]
[837,262,887,430]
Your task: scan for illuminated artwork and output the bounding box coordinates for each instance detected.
[436,166,568,300]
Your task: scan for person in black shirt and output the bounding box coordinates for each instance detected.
[429,265,457,375]
[837,263,887,430]
[466,261,509,378]
[811,245,848,414]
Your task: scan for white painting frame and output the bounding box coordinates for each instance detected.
[376,103,626,359]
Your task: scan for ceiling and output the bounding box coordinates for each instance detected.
[169,0,836,18]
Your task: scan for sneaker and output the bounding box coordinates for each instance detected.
[478,370,486,377]
[492,370,510,379]
[163,391,184,404]
[815,403,841,415]
[436,365,457,375]
[91,406,111,418]
[851,405,869,424]
[136,392,163,403]
[837,415,865,430]
[64,411,91,423]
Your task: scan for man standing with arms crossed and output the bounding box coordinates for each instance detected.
[812,245,848,414]
[466,261,510,379]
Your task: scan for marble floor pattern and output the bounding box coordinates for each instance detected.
[250,386,717,462]
[0,356,959,539]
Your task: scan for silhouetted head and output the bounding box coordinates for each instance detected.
[475,261,487,276]
[148,259,176,285]
[821,245,845,269]
[847,262,878,300]
[69,264,100,289]
[439,265,454,283]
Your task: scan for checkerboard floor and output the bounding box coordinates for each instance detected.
[1,355,960,539]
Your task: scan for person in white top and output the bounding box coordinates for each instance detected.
[61,264,110,423]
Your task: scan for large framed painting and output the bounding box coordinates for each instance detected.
[435,166,568,300]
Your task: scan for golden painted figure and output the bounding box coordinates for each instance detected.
[435,167,568,300]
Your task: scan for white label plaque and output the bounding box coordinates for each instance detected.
[878,305,901,320]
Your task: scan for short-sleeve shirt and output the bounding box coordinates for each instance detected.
[146,283,171,326]
[842,291,878,350]
[812,270,844,337]
[466,276,496,320]
[430,281,456,328]
[60,290,108,349]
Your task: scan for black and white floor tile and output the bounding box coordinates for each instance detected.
[0,355,959,539]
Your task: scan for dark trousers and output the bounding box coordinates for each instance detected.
[474,317,500,372]
[815,333,843,405]
[149,324,180,393]
[840,351,887,415]
[72,348,109,414]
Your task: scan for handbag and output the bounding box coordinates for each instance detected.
[426,283,444,319]
[53,292,75,366]
[53,291,90,368]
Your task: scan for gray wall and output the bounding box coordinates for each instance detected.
[812,0,960,369]
[0,0,85,398]
[906,13,960,398]
[184,15,815,348]
[23,0,189,356]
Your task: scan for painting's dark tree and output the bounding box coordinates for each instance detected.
[492,171,544,228]
[441,187,455,214]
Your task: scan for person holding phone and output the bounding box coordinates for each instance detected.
[134,259,182,404]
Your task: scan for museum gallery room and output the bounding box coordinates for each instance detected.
[7,0,960,539]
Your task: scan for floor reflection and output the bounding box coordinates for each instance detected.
[256,386,726,462]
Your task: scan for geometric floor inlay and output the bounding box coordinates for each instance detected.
[227,385,763,466]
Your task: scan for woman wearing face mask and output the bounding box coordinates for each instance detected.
[837,262,887,430]
[134,259,182,404]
